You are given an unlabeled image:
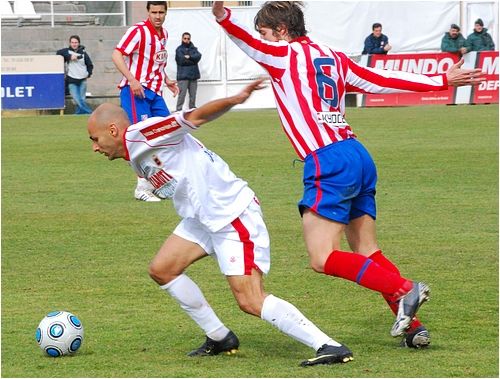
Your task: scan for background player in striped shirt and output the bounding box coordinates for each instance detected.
[112,1,179,202]
[87,79,354,367]
[213,1,484,349]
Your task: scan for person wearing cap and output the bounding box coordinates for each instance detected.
[464,18,495,52]
[441,24,467,56]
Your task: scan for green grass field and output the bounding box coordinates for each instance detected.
[2,104,498,377]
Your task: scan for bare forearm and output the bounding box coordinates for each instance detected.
[185,78,265,126]
[185,96,239,126]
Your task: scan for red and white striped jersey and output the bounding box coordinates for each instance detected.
[124,112,255,232]
[115,18,169,95]
[218,8,448,159]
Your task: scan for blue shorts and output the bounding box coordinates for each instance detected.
[298,138,377,224]
[120,85,170,123]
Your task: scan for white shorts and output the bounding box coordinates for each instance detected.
[173,198,270,276]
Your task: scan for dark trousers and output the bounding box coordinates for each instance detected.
[176,79,198,111]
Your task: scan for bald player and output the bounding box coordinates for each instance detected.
[88,79,354,366]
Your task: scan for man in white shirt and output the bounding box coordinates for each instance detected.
[87,79,354,366]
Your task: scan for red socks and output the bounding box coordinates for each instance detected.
[369,250,422,330]
[324,250,413,298]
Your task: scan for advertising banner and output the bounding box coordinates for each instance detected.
[359,51,499,106]
[361,53,459,106]
[470,51,499,104]
[1,55,65,110]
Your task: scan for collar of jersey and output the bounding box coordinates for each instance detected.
[145,18,165,40]
[123,128,131,161]
[289,36,311,44]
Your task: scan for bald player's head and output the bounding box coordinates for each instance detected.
[88,103,131,160]
[89,103,130,131]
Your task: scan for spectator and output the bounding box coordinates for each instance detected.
[56,35,93,115]
[465,18,495,52]
[441,24,467,56]
[176,32,202,111]
[362,23,391,55]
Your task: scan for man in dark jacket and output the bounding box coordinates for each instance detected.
[362,23,391,55]
[441,24,467,56]
[175,32,202,111]
[465,18,495,52]
[56,35,93,114]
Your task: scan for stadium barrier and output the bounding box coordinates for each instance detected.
[357,51,499,106]
[1,55,65,112]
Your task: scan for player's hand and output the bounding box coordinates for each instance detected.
[446,58,485,87]
[166,79,179,97]
[233,78,267,104]
[212,1,225,20]
[384,44,392,51]
[130,79,145,98]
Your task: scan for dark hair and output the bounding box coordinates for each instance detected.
[147,1,167,11]
[182,32,191,38]
[254,1,307,39]
[475,18,484,26]
[450,23,460,31]
[69,35,80,43]
[372,23,382,30]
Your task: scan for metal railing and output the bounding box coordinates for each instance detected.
[21,1,127,27]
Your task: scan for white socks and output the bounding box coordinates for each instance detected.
[161,274,230,341]
[162,276,341,350]
[261,294,340,351]
[137,177,154,190]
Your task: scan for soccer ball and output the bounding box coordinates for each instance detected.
[35,311,84,357]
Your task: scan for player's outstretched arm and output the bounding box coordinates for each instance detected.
[185,78,266,127]
[446,58,485,87]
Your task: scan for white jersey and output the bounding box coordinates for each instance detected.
[124,112,255,232]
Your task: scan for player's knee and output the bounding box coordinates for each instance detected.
[148,261,176,285]
[309,257,325,273]
[148,262,163,284]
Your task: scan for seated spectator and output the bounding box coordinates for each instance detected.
[362,23,391,55]
[441,24,467,56]
[464,18,495,52]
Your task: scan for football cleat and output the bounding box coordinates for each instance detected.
[300,344,353,367]
[187,331,239,357]
[401,325,431,348]
[134,188,161,202]
[391,282,430,337]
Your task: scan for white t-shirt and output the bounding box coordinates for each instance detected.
[124,112,255,232]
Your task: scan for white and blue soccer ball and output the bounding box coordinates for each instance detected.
[35,311,84,357]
